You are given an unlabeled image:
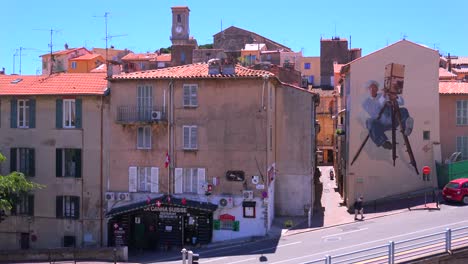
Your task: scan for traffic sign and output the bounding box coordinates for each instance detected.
[422,166,431,175]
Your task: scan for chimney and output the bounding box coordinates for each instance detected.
[448,53,452,72]
[0,67,5,75]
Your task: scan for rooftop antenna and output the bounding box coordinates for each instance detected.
[33,28,60,75]
[12,49,18,74]
[94,12,127,75]
[16,47,46,75]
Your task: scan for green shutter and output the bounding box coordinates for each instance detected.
[10,201,17,215]
[29,148,35,177]
[29,99,36,128]
[213,220,220,230]
[233,220,240,232]
[75,149,82,178]
[75,99,82,128]
[73,196,80,219]
[10,99,17,128]
[10,148,16,172]
[56,196,63,218]
[56,99,63,128]
[28,195,34,216]
[56,149,62,177]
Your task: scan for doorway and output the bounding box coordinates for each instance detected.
[20,233,29,249]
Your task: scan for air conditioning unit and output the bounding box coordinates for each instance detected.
[219,197,234,208]
[242,190,254,200]
[105,192,115,201]
[151,111,162,121]
[117,192,131,201]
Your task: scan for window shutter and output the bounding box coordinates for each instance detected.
[10,99,17,128]
[174,168,183,194]
[28,195,34,216]
[75,149,82,178]
[56,196,63,218]
[128,166,137,192]
[75,99,82,128]
[197,168,206,194]
[150,167,159,193]
[183,126,190,149]
[191,85,198,106]
[56,99,63,128]
[191,126,198,149]
[73,197,80,219]
[10,148,17,172]
[29,99,36,128]
[29,148,35,177]
[10,201,17,215]
[56,149,62,177]
[183,86,190,106]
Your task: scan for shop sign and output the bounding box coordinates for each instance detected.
[144,206,187,213]
[114,228,126,247]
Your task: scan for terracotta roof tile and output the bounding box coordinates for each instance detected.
[40,47,90,57]
[122,52,158,61]
[450,57,468,65]
[452,68,468,74]
[0,73,107,95]
[439,81,468,94]
[70,53,104,61]
[150,54,171,62]
[439,67,457,78]
[110,63,274,80]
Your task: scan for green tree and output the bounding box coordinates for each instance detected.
[198,43,213,49]
[0,153,43,212]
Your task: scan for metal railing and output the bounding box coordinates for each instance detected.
[306,226,468,264]
[116,106,167,123]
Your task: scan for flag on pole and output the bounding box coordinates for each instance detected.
[165,152,170,168]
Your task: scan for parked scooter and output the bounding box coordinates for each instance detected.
[329,170,334,180]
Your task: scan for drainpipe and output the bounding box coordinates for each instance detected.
[168,80,174,194]
[99,94,104,246]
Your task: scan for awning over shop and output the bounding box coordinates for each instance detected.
[105,194,218,217]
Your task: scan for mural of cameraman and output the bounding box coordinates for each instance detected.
[362,80,414,150]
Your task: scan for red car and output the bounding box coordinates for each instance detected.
[442,178,468,204]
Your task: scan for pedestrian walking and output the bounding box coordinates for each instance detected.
[354,196,364,220]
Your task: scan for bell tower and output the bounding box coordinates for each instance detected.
[170,6,197,66]
[171,6,190,45]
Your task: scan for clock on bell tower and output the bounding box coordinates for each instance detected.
[171,6,190,45]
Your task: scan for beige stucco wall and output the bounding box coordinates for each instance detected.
[299,57,321,86]
[345,41,440,204]
[107,78,273,200]
[275,86,315,216]
[440,94,468,160]
[0,96,106,249]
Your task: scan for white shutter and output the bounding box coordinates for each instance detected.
[191,126,198,149]
[150,167,159,193]
[191,85,198,106]
[174,168,183,194]
[183,126,190,149]
[129,166,137,192]
[183,86,190,106]
[197,168,206,195]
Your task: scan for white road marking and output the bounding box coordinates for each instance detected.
[202,257,228,263]
[270,220,468,264]
[322,228,368,239]
[226,257,257,264]
[250,241,302,253]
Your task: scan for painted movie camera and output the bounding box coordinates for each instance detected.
[384,63,405,94]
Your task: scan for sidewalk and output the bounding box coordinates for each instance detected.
[278,166,440,236]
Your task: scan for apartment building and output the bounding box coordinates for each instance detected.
[0,73,108,249]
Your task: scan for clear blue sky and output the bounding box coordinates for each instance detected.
[1,0,467,75]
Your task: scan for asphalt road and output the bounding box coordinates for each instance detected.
[152,202,468,264]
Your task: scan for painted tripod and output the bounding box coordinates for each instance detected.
[351,96,419,175]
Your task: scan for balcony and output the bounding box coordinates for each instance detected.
[116,106,167,124]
